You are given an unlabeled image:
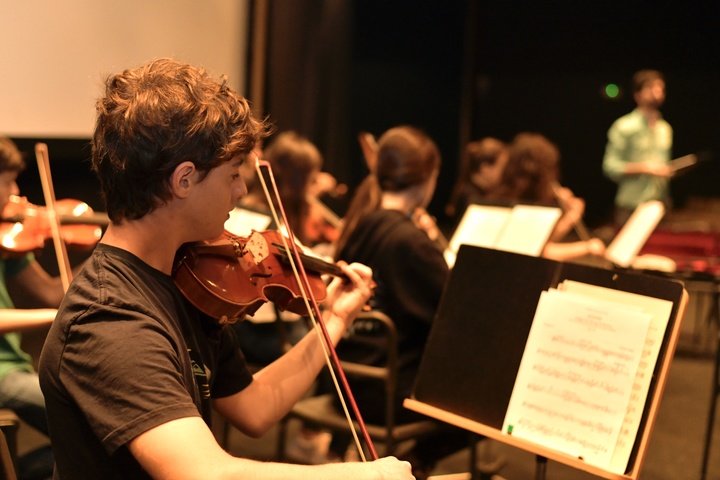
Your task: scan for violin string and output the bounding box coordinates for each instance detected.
[253,156,372,461]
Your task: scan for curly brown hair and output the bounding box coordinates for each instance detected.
[0,137,25,174]
[494,132,559,204]
[92,58,270,222]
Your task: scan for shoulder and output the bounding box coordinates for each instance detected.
[658,116,672,134]
[610,109,643,133]
[366,210,423,241]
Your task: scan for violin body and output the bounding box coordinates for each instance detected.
[173,229,330,323]
[0,195,106,256]
[305,200,341,245]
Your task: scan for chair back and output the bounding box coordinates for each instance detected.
[0,430,17,480]
[337,310,400,432]
[277,309,449,461]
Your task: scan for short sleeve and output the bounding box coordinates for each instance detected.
[59,309,201,454]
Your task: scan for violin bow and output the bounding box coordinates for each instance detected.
[35,143,73,291]
[254,156,378,461]
[551,181,591,242]
[307,194,343,230]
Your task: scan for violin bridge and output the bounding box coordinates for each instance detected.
[244,231,270,265]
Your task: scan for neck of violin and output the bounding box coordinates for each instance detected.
[272,241,345,279]
[1,212,110,227]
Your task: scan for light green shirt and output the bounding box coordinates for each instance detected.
[602,108,672,209]
[0,254,35,380]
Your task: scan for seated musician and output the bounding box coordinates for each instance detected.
[0,137,68,479]
[331,125,502,480]
[486,132,606,262]
[233,131,339,367]
[446,136,509,220]
[37,58,413,480]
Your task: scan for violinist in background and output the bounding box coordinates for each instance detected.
[238,131,346,463]
[358,130,446,251]
[232,132,337,368]
[240,131,341,254]
[0,137,63,479]
[445,136,509,221]
[487,132,606,262]
[332,126,495,479]
[38,58,411,480]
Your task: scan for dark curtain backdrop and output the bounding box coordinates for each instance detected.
[10,0,720,249]
[261,0,720,228]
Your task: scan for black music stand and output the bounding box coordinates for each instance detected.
[405,245,687,480]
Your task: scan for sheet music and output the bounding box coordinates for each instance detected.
[224,207,273,236]
[503,288,652,473]
[444,204,561,267]
[559,280,673,472]
[447,204,511,252]
[605,201,665,268]
[496,205,562,257]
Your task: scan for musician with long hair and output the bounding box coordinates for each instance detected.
[333,125,490,480]
[488,132,606,261]
[0,136,71,479]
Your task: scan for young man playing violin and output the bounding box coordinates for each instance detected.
[0,136,65,479]
[38,58,413,480]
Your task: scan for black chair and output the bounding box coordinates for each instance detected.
[276,310,487,476]
[0,410,18,480]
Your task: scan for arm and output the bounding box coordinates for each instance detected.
[0,308,56,334]
[6,259,66,308]
[130,416,413,480]
[550,187,585,242]
[542,238,606,262]
[214,262,374,436]
[602,121,630,182]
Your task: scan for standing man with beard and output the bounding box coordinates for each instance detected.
[602,69,674,225]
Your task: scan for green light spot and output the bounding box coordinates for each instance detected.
[605,83,619,98]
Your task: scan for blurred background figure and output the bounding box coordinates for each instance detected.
[239,131,342,253]
[602,69,673,226]
[233,132,341,366]
[0,137,69,480]
[332,125,497,480]
[446,137,509,220]
[234,131,348,462]
[489,132,606,262]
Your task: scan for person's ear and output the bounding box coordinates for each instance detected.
[172,161,197,198]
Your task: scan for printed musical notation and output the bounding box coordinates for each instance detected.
[502,283,672,474]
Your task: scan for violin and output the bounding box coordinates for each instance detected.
[305,196,342,245]
[175,156,379,461]
[1,195,109,255]
[173,229,344,324]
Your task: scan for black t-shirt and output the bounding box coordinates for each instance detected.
[39,244,253,479]
[336,209,448,422]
